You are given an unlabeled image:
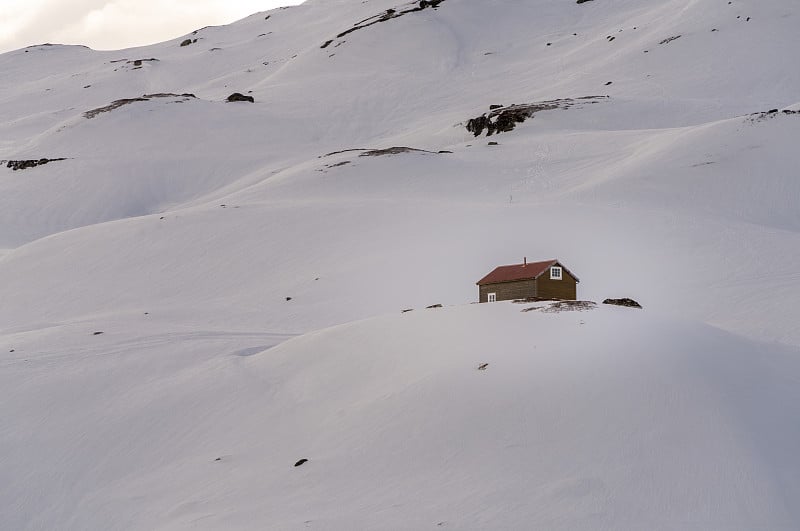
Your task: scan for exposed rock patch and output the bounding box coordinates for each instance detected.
[747,108,800,123]
[321,147,443,158]
[512,297,561,304]
[466,97,607,137]
[83,93,196,119]
[360,146,437,157]
[523,300,597,313]
[4,158,67,171]
[602,298,642,309]
[659,35,681,45]
[226,92,255,103]
[322,0,446,49]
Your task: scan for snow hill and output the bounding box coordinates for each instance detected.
[1,0,800,529]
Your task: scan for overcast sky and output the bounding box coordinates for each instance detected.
[0,0,303,54]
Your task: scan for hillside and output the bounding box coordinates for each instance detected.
[1,0,800,529]
[4,302,800,530]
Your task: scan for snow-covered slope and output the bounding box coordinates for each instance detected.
[2,0,799,529]
[4,303,800,530]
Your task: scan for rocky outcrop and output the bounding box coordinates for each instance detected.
[322,0,446,49]
[466,97,608,137]
[602,298,643,309]
[522,300,597,313]
[360,147,435,157]
[747,108,800,123]
[4,158,67,171]
[659,35,682,45]
[83,93,196,119]
[226,93,255,103]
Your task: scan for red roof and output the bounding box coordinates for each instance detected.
[476,259,579,285]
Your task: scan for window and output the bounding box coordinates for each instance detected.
[488,293,497,302]
[550,266,562,280]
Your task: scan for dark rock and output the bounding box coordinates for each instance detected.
[488,141,498,146]
[215,457,222,461]
[325,0,446,47]
[359,146,434,157]
[576,0,594,3]
[489,104,504,110]
[426,304,443,309]
[145,92,195,99]
[523,300,597,313]
[512,297,557,303]
[84,93,195,119]
[133,60,142,66]
[286,297,292,301]
[602,298,643,309]
[321,39,333,49]
[659,35,681,45]
[180,39,193,47]
[226,92,255,103]
[747,108,798,123]
[605,81,613,85]
[466,115,491,136]
[477,363,489,370]
[93,331,104,335]
[401,309,414,313]
[467,104,551,136]
[6,158,67,171]
[294,458,308,467]
[466,97,607,137]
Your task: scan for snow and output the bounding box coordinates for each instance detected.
[1,0,799,528]
[4,303,800,530]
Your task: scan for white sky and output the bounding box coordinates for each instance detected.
[0,0,303,54]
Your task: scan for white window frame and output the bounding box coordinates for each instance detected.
[488,293,497,302]
[550,266,562,280]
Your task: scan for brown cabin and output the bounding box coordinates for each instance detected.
[477,258,579,302]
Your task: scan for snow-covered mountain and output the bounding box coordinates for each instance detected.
[2,1,799,529]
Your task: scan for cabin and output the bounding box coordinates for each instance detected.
[476,258,579,302]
